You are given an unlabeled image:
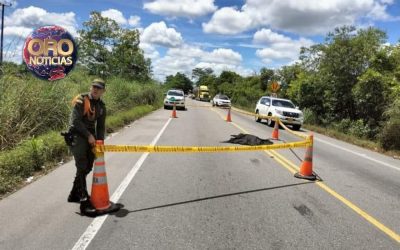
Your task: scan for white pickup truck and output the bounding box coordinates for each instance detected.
[164,89,185,110]
[255,96,304,130]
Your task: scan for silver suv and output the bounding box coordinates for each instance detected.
[212,94,231,107]
[255,96,303,130]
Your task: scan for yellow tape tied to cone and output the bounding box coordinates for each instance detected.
[96,139,311,153]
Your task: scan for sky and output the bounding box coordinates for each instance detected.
[3,0,400,81]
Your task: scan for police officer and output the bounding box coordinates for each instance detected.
[67,79,106,213]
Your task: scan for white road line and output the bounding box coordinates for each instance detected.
[72,118,172,250]
[314,137,400,172]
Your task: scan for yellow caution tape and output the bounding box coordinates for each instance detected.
[186,105,212,108]
[96,140,311,153]
[231,107,275,120]
[231,107,254,116]
[277,120,309,139]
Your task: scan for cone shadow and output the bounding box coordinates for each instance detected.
[113,182,314,218]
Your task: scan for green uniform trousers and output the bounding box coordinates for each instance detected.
[69,134,95,199]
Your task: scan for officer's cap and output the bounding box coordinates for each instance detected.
[92,78,105,89]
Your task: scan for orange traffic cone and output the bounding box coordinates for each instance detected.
[294,134,316,180]
[271,117,279,140]
[171,103,178,118]
[90,140,121,215]
[226,108,232,122]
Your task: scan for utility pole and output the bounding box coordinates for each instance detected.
[0,1,12,65]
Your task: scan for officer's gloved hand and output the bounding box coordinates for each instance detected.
[61,131,74,146]
[88,134,96,146]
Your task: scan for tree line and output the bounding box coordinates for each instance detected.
[78,11,152,81]
[164,26,400,151]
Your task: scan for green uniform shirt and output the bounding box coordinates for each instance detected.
[69,93,106,140]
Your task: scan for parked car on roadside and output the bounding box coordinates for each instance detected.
[212,94,231,107]
[254,96,303,130]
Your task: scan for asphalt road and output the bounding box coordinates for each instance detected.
[0,98,399,250]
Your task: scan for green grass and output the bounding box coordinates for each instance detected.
[0,131,66,195]
[303,124,400,158]
[0,66,163,150]
[233,104,255,113]
[106,105,158,132]
[0,62,165,198]
[0,104,160,198]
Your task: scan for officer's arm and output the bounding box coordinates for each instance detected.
[71,102,91,138]
[96,105,106,140]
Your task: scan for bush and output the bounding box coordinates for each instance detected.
[0,171,21,195]
[0,64,163,196]
[0,104,157,196]
[379,119,400,150]
[101,78,162,114]
[348,119,371,138]
[303,108,319,125]
[103,78,138,113]
[332,118,352,132]
[105,105,154,132]
[0,131,67,181]
[331,119,372,139]
[138,85,163,105]
[379,98,400,150]
[0,75,70,149]
[0,66,163,150]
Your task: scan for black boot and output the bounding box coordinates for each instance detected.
[80,199,97,217]
[68,183,92,202]
[68,176,81,203]
[68,185,81,203]
[68,193,81,203]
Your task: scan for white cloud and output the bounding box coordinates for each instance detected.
[150,44,251,80]
[153,56,197,80]
[167,44,205,58]
[101,9,127,25]
[202,7,252,35]
[3,6,78,63]
[367,1,394,20]
[195,62,253,77]
[152,45,205,79]
[141,21,183,47]
[253,29,314,64]
[4,6,78,37]
[202,0,397,35]
[203,48,242,65]
[101,9,142,28]
[253,29,292,44]
[144,0,217,18]
[4,26,33,38]
[139,42,160,60]
[128,15,141,27]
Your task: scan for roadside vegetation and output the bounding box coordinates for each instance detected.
[0,12,163,197]
[1,17,399,197]
[164,26,400,155]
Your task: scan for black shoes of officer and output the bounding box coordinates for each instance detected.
[68,191,90,203]
[80,199,97,217]
[68,193,80,203]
